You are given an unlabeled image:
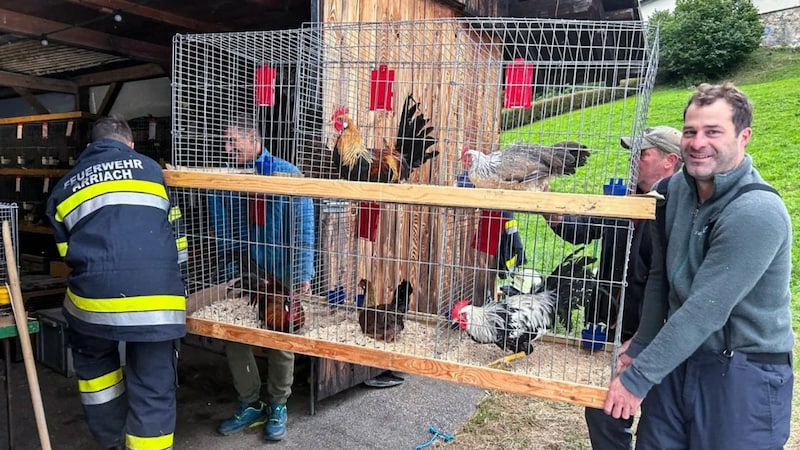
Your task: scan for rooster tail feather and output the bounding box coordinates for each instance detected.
[396,94,438,172]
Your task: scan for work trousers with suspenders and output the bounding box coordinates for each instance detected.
[69,330,180,449]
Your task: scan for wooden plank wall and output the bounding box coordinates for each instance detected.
[317,1,504,313]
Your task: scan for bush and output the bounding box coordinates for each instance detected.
[651,0,764,83]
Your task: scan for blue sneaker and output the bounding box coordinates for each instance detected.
[217,401,267,436]
[264,402,287,441]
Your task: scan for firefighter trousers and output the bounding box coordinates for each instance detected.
[68,330,179,449]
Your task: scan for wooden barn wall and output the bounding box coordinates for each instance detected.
[315,1,503,313]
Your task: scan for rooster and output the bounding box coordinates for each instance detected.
[451,290,554,356]
[358,279,413,342]
[230,269,305,333]
[460,141,590,191]
[331,94,439,183]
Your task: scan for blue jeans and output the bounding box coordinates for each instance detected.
[636,349,792,450]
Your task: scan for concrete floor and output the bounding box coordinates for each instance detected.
[0,341,485,449]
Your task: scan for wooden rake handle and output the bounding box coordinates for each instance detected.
[2,221,52,450]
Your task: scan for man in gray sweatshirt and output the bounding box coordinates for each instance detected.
[603,82,794,450]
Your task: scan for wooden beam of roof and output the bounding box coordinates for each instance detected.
[12,87,50,114]
[72,63,166,87]
[0,70,79,94]
[65,0,232,33]
[0,8,170,67]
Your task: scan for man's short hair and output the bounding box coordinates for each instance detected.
[92,114,133,143]
[684,81,753,134]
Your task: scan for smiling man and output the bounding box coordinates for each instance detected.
[603,82,794,450]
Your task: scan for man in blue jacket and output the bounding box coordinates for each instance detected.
[604,82,794,449]
[210,118,315,442]
[46,115,186,450]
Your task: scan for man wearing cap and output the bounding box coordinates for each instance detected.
[546,126,681,450]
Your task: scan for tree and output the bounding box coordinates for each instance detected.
[650,0,764,83]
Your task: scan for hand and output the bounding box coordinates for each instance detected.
[294,281,311,295]
[603,376,643,420]
[616,338,634,374]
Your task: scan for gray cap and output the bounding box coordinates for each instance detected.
[620,126,681,155]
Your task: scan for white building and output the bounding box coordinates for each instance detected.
[639,0,800,19]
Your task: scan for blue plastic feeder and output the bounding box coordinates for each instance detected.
[603,178,627,196]
[581,323,607,350]
[326,286,346,306]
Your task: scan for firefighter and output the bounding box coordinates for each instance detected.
[46,115,187,450]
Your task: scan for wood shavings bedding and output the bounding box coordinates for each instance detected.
[190,297,614,386]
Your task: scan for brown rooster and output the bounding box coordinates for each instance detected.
[461,141,590,191]
[331,94,439,183]
[231,271,305,333]
[357,279,413,342]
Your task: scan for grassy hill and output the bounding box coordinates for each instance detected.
[444,47,800,450]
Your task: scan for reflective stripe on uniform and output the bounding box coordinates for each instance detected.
[67,288,185,313]
[62,192,170,231]
[177,249,188,264]
[56,241,68,257]
[504,219,518,234]
[126,432,173,450]
[54,179,168,223]
[64,293,185,327]
[78,368,126,406]
[175,236,187,251]
[168,206,182,222]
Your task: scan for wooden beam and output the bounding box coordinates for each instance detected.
[12,87,50,114]
[163,170,656,219]
[604,8,638,20]
[187,317,607,408]
[97,82,123,116]
[0,71,79,94]
[72,63,166,87]
[65,0,231,33]
[0,111,97,125]
[0,8,170,67]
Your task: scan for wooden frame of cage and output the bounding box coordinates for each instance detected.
[166,169,654,408]
[164,170,654,218]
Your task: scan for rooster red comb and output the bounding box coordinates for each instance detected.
[331,106,349,121]
[450,298,471,318]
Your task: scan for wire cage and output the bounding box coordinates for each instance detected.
[169,18,659,406]
[0,203,19,310]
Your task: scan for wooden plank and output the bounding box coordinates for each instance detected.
[72,63,165,87]
[0,8,171,67]
[0,70,79,94]
[187,317,607,408]
[12,87,50,114]
[163,170,656,219]
[64,0,231,33]
[97,82,123,116]
[0,169,68,177]
[0,111,96,125]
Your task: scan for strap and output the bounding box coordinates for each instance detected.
[711,183,779,354]
[655,177,781,355]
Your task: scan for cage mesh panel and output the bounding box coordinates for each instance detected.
[172,18,659,390]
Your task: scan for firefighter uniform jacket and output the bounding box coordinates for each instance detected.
[46,138,186,342]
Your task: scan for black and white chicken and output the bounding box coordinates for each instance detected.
[451,290,554,356]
